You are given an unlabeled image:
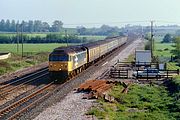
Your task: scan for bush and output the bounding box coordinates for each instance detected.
[164,48,169,51]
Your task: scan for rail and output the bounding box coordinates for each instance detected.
[0,81,54,119]
[0,67,48,88]
[0,72,48,98]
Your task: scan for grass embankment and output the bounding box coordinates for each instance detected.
[87,78,180,120]
[0,53,48,75]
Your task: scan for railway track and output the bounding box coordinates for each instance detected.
[0,81,56,120]
[0,67,48,99]
[0,67,48,86]
[0,36,139,119]
[0,74,83,120]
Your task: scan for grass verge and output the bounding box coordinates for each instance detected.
[0,52,48,75]
[87,79,180,120]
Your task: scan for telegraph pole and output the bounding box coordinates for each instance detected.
[16,24,19,53]
[150,21,154,58]
[21,24,24,58]
[65,30,68,47]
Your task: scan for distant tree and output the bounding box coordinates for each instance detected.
[10,20,16,32]
[42,22,50,32]
[0,19,5,31]
[144,33,151,40]
[145,40,151,50]
[175,30,180,36]
[28,20,34,32]
[77,26,86,35]
[51,20,63,32]
[162,34,172,43]
[5,19,10,31]
[21,20,29,32]
[34,20,42,32]
[174,37,180,59]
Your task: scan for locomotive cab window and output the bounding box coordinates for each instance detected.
[49,54,69,61]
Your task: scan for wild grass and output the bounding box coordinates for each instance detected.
[88,82,180,120]
[0,53,48,75]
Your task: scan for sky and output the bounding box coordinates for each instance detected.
[0,0,180,27]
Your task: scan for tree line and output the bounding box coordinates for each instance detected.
[0,19,63,32]
[77,25,124,36]
[0,33,88,43]
[0,19,125,36]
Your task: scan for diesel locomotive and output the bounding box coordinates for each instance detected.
[49,36,127,82]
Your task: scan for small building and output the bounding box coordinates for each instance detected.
[135,50,151,66]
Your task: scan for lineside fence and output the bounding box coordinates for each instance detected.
[110,62,180,80]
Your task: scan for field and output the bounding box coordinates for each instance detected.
[78,35,106,40]
[0,43,78,54]
[0,33,47,38]
[154,42,174,57]
[154,37,175,57]
[153,36,180,70]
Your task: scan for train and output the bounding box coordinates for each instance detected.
[49,36,127,82]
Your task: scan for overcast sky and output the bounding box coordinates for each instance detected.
[0,0,180,27]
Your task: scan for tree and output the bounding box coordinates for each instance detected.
[162,34,172,43]
[175,30,180,36]
[174,37,180,59]
[0,19,5,31]
[21,20,29,32]
[28,20,34,33]
[10,20,16,32]
[34,20,42,32]
[42,22,50,32]
[77,26,86,35]
[51,20,63,32]
[5,19,11,31]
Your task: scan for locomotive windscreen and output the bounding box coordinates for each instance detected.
[49,54,69,61]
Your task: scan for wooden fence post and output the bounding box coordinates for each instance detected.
[178,69,179,75]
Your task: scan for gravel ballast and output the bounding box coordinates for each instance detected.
[34,91,96,120]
